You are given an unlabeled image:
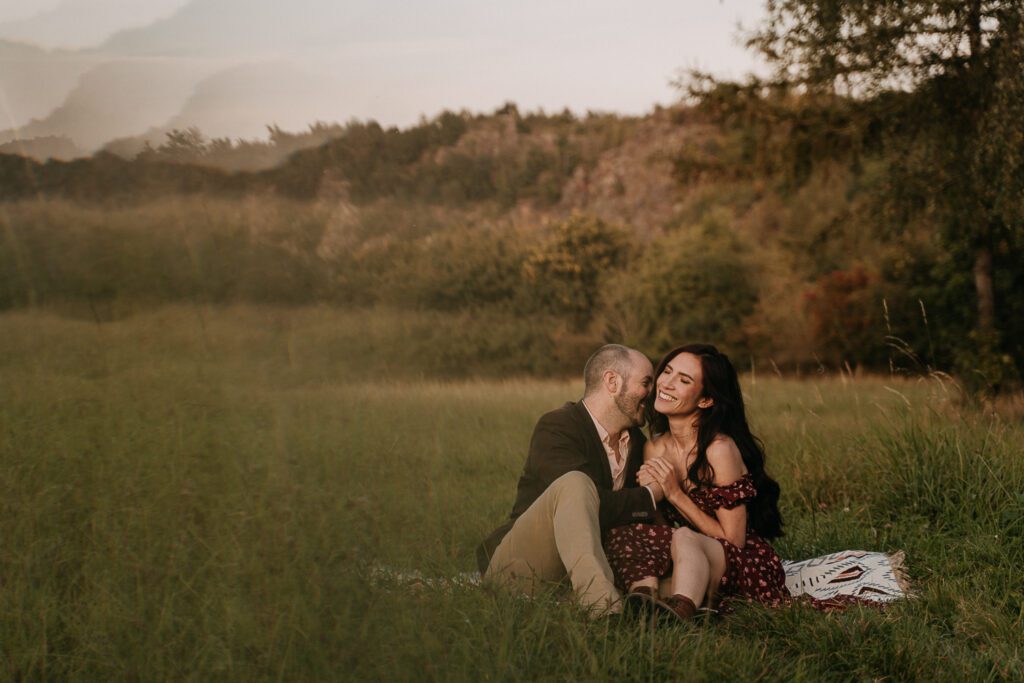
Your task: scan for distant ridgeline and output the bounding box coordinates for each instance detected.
[0,106,614,205]
[0,100,1021,390]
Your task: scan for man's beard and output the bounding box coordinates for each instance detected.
[614,387,645,427]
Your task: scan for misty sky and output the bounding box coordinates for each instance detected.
[1,0,768,144]
[0,0,188,48]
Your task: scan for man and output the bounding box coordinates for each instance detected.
[478,344,663,614]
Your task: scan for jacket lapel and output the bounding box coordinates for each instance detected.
[571,401,613,489]
[624,427,646,486]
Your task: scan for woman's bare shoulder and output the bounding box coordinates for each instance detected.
[707,435,747,484]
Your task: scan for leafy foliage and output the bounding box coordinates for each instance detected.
[2,81,1023,383]
[601,215,760,356]
[681,0,1024,389]
[523,213,632,322]
[803,265,884,368]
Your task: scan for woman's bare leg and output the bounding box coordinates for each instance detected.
[698,533,727,607]
[669,528,727,607]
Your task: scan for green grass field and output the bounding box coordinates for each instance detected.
[1,307,1022,681]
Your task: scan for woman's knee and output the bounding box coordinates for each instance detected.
[672,527,700,543]
[670,527,703,558]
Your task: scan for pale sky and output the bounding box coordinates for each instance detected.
[0,0,769,144]
[0,0,188,48]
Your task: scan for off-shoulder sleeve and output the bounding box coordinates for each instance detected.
[701,474,757,510]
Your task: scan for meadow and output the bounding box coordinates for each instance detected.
[1,306,1022,681]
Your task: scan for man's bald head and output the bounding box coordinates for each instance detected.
[583,344,639,396]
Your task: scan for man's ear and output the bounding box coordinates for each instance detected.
[603,370,619,393]
[698,397,714,409]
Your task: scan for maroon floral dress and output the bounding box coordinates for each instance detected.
[605,474,788,607]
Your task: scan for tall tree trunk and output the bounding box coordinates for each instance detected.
[973,244,995,335]
[967,0,983,60]
[966,2,995,338]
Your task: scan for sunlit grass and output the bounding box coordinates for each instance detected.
[1,307,1021,680]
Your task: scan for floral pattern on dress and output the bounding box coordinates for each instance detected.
[606,474,789,608]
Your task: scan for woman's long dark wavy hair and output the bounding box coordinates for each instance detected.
[646,343,783,539]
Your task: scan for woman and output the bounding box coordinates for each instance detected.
[605,343,786,620]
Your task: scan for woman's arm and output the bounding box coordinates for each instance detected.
[642,438,749,546]
[637,440,667,521]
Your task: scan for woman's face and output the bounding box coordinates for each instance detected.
[654,352,707,416]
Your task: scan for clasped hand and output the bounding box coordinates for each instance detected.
[638,457,683,500]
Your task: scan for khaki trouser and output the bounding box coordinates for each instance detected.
[485,471,621,615]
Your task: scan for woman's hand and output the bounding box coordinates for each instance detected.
[640,457,683,502]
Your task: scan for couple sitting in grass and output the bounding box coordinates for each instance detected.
[478,343,896,621]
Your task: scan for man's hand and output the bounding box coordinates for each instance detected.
[637,467,665,503]
[637,466,656,488]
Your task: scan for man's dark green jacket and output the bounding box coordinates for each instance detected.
[477,400,657,574]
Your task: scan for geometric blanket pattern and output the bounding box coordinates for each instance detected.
[782,550,911,603]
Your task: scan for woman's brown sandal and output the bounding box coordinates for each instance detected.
[654,593,698,623]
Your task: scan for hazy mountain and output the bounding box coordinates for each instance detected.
[160,61,345,139]
[101,0,327,57]
[0,0,189,50]
[0,39,98,128]
[0,0,765,154]
[0,58,218,149]
[97,0,494,58]
[101,60,349,155]
[0,0,374,147]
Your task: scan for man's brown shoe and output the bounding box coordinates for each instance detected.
[623,585,657,617]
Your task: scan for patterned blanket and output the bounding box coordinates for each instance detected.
[782,550,910,603]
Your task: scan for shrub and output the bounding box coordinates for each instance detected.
[0,198,332,308]
[803,265,884,368]
[373,225,529,311]
[522,213,633,325]
[600,216,759,355]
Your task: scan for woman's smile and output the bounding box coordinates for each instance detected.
[653,352,705,415]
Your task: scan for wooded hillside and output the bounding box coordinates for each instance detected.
[1,97,1020,389]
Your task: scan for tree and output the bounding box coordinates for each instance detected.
[746,0,1024,383]
[157,127,208,162]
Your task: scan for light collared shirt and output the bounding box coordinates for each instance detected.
[582,399,631,490]
[581,400,657,507]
